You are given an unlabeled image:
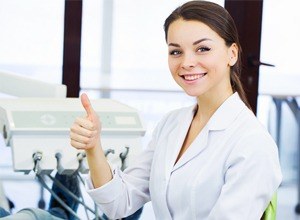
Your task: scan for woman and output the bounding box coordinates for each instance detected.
[70,1,282,219]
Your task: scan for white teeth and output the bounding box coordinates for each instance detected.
[183,74,205,81]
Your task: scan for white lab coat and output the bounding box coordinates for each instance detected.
[86,93,282,220]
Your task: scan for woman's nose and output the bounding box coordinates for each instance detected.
[181,54,197,70]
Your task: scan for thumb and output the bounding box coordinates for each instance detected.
[80,93,95,119]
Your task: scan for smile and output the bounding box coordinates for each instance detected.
[182,73,207,81]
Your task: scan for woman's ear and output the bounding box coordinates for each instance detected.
[228,43,238,66]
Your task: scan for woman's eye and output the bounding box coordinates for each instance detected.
[197,47,211,52]
[169,50,181,56]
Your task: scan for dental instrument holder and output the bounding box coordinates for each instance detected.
[119,146,130,171]
[77,152,89,174]
[0,98,146,174]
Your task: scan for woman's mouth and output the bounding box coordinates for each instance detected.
[182,73,207,81]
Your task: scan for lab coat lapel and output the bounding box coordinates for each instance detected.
[172,126,209,172]
[165,106,196,181]
[151,106,195,219]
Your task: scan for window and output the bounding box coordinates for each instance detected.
[0,0,64,83]
[80,0,225,141]
[259,0,300,183]
[80,0,225,92]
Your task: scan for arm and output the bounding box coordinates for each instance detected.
[208,132,282,220]
[70,93,156,218]
[70,93,112,188]
[85,147,154,219]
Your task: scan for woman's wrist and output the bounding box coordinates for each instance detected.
[85,141,103,156]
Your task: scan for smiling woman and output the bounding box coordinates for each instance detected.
[69,1,282,219]
[167,19,237,99]
[164,3,249,109]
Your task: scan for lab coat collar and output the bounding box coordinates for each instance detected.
[206,92,246,131]
[170,92,246,172]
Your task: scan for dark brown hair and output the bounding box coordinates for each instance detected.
[164,0,251,109]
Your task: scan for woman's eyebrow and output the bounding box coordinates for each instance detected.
[168,43,180,47]
[193,38,212,45]
[168,38,212,47]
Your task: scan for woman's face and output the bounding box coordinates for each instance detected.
[167,19,238,98]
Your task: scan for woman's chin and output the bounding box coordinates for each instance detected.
[182,88,204,97]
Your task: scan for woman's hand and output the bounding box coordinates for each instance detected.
[70,93,113,187]
[70,93,101,151]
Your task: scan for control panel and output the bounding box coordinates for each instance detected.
[0,98,146,174]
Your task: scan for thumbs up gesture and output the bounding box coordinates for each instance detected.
[70,93,102,151]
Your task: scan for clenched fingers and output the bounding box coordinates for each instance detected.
[70,116,100,150]
[74,117,96,131]
[70,139,88,150]
[71,121,96,137]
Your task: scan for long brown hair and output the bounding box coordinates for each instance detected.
[164,0,251,109]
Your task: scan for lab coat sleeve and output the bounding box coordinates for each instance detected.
[85,122,162,219]
[207,131,282,220]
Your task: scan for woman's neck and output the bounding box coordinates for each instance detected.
[194,89,233,122]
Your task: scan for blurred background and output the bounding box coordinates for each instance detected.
[0,0,299,219]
